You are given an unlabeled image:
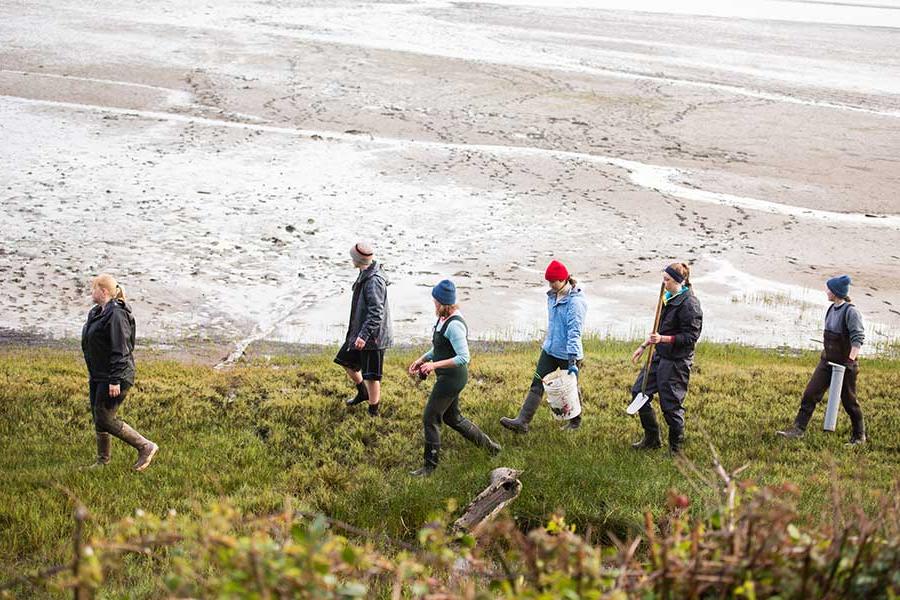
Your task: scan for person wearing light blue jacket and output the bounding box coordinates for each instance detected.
[501,260,587,433]
[407,280,501,476]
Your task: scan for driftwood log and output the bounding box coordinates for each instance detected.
[452,467,522,534]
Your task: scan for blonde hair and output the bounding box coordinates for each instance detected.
[93,273,126,301]
[667,262,691,287]
[436,303,459,319]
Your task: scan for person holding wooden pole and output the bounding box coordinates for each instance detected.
[629,263,703,454]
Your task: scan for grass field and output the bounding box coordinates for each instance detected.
[1,340,898,595]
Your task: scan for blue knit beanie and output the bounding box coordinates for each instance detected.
[432,279,457,305]
[826,275,851,299]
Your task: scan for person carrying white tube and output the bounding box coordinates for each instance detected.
[777,275,867,445]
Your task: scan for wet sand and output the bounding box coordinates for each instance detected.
[1,0,898,363]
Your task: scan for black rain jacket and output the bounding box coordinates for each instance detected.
[655,287,703,361]
[81,300,136,385]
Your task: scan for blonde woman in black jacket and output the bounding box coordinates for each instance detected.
[81,274,158,471]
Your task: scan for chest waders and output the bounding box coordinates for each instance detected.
[792,306,865,441]
[412,316,500,477]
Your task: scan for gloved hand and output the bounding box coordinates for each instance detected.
[567,355,579,376]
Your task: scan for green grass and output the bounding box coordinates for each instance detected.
[1,340,898,595]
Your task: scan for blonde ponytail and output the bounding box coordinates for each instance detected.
[93,273,126,301]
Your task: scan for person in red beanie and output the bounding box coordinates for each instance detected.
[500,260,588,433]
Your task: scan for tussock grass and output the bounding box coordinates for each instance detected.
[1,340,898,592]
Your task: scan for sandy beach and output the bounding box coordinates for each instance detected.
[1,0,898,363]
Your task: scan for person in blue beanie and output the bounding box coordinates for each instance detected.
[407,280,500,477]
[500,260,587,434]
[777,275,866,445]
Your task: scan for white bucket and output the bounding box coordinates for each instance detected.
[543,369,581,420]
[823,362,846,432]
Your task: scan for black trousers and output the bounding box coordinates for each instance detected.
[89,380,129,436]
[795,358,863,434]
[631,355,692,434]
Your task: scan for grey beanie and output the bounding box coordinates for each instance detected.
[350,242,374,267]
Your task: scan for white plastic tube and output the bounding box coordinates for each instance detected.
[823,362,846,432]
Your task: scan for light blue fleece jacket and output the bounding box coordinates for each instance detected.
[542,287,587,361]
[423,316,470,366]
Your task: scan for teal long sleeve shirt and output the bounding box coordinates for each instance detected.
[423,318,470,366]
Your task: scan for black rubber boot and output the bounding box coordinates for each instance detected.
[410,443,439,477]
[632,409,662,449]
[346,382,369,406]
[560,415,582,431]
[500,390,541,434]
[776,424,805,439]
[454,419,501,455]
[631,433,662,450]
[848,416,866,445]
[668,428,685,455]
[115,423,159,472]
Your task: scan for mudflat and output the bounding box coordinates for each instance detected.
[2,0,898,362]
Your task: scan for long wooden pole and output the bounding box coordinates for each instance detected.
[639,282,666,398]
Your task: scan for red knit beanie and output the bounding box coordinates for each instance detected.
[544,260,569,282]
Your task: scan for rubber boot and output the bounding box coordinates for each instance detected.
[346,382,368,406]
[454,419,502,456]
[500,389,541,434]
[85,432,111,468]
[776,424,805,439]
[560,415,582,431]
[668,428,685,456]
[847,416,866,446]
[631,409,662,449]
[115,423,159,472]
[410,443,439,477]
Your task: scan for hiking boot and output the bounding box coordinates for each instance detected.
[500,390,541,434]
[346,382,368,406]
[631,433,662,450]
[116,423,159,472]
[776,426,805,439]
